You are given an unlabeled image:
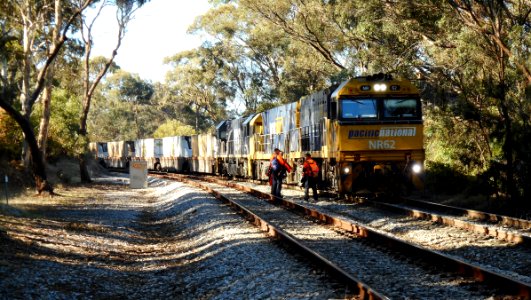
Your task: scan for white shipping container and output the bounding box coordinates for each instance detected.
[143,139,155,158]
[154,139,163,157]
[176,136,192,157]
[134,139,145,158]
[162,137,175,157]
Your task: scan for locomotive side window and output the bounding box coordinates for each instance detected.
[383,99,418,118]
[341,99,377,119]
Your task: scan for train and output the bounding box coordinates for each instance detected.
[90,73,425,197]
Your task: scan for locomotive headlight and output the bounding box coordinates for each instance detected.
[412,163,422,174]
[343,166,351,174]
[374,84,387,92]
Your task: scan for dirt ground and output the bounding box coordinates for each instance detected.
[0,175,342,299]
[0,176,161,298]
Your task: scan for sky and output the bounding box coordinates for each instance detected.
[87,0,211,83]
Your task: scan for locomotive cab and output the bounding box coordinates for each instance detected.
[328,74,425,196]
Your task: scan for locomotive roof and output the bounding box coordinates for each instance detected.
[331,75,419,99]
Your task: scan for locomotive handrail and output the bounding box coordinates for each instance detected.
[253,125,326,154]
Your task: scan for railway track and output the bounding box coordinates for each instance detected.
[222,177,531,285]
[358,196,531,244]
[188,172,530,240]
[151,172,530,298]
[207,174,531,243]
[182,173,531,244]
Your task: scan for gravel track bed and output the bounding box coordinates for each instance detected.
[0,176,343,299]
[388,200,531,238]
[196,179,495,299]
[231,180,531,285]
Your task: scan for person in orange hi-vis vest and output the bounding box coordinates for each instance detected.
[269,148,291,198]
[302,153,319,201]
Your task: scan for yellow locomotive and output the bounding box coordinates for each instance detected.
[92,73,424,197]
[245,73,424,196]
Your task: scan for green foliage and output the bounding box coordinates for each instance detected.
[424,161,470,195]
[185,2,336,114]
[424,105,492,176]
[417,1,531,200]
[165,47,229,129]
[1,0,529,201]
[105,70,154,104]
[88,70,164,141]
[34,88,82,158]
[0,109,23,160]
[153,120,196,138]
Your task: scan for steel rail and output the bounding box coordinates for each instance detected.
[394,197,531,230]
[156,173,387,300]
[160,173,531,298]
[354,197,531,246]
[195,172,530,232]
[202,173,531,244]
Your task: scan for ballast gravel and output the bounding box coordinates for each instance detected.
[232,180,531,285]
[0,175,344,299]
[195,180,496,299]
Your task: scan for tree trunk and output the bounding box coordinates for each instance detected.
[195,103,199,131]
[496,43,516,201]
[78,95,92,183]
[76,0,145,182]
[78,148,92,183]
[20,16,33,167]
[499,83,515,201]
[0,98,50,193]
[37,0,62,160]
[37,76,53,159]
[134,103,140,138]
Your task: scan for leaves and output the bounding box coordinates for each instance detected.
[153,120,197,138]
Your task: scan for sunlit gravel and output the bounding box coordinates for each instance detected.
[0,175,343,299]
[234,180,531,285]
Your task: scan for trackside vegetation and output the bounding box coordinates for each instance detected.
[0,0,529,206]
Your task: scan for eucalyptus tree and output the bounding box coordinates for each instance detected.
[379,0,531,200]
[88,70,157,141]
[0,0,94,193]
[153,120,197,138]
[190,0,429,112]
[237,0,402,74]
[105,70,154,137]
[165,49,229,131]
[444,0,531,200]
[188,1,336,114]
[77,0,149,182]
[409,0,531,200]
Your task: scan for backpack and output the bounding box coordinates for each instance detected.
[270,157,287,178]
[271,157,280,172]
[265,165,272,177]
[309,160,319,178]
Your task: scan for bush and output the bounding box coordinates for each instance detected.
[0,109,23,161]
[424,161,470,195]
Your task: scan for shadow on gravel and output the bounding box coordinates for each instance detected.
[0,182,331,299]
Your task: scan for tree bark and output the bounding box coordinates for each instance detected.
[499,87,515,200]
[37,0,63,160]
[4,0,94,190]
[78,150,92,183]
[20,2,34,167]
[0,98,49,192]
[37,72,53,159]
[498,70,516,201]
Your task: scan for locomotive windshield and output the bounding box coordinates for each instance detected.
[341,99,378,119]
[340,98,420,120]
[383,99,418,118]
